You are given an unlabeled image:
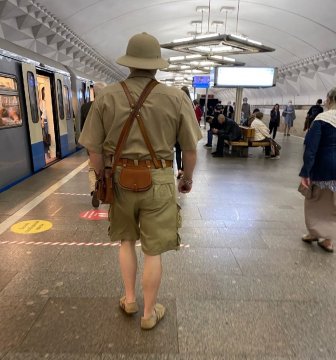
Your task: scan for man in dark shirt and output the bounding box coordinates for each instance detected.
[212,115,242,157]
[305,99,324,130]
[223,101,234,120]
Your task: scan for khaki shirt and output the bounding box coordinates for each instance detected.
[79,70,202,163]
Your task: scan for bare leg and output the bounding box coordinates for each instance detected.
[142,254,162,319]
[119,241,137,303]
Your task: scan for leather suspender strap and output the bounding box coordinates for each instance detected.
[112,79,158,173]
[120,80,161,169]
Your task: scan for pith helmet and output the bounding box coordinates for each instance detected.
[116,32,169,70]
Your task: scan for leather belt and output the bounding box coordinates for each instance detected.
[116,158,173,168]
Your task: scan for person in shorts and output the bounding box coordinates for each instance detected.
[79,32,202,330]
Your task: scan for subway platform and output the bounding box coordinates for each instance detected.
[0,134,335,360]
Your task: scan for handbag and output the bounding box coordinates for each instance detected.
[298,183,313,199]
[95,169,114,204]
[95,79,159,203]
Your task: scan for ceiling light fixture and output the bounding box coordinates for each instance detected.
[161,33,274,56]
[160,53,245,74]
[162,0,273,57]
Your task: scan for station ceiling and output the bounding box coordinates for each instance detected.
[1,0,336,89]
[37,0,336,75]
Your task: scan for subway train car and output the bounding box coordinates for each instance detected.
[0,38,95,192]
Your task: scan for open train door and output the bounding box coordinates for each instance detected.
[54,73,70,157]
[21,63,45,171]
[62,75,76,154]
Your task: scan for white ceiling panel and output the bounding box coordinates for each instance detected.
[36,0,336,75]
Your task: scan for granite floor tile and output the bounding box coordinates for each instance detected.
[177,299,295,357]
[2,354,101,360]
[280,301,336,359]
[0,244,62,272]
[0,296,48,354]
[160,272,331,302]
[231,248,336,278]
[0,270,17,292]
[182,231,268,249]
[17,297,178,355]
[47,245,121,273]
[1,270,124,298]
[102,354,246,360]
[163,248,242,276]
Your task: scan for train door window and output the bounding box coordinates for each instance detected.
[56,79,64,120]
[0,75,22,129]
[63,85,71,119]
[27,72,39,124]
[89,85,94,101]
[37,75,57,164]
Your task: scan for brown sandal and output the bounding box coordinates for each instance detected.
[301,234,318,243]
[119,296,139,315]
[141,303,165,330]
[317,239,334,253]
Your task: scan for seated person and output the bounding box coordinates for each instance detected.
[212,114,242,157]
[242,108,260,127]
[250,112,280,159]
[204,115,216,147]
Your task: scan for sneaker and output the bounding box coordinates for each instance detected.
[141,303,165,330]
[270,155,280,160]
[91,191,100,208]
[204,143,212,148]
[119,296,139,315]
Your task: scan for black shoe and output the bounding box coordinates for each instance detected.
[91,191,100,208]
[212,152,223,157]
[204,143,212,148]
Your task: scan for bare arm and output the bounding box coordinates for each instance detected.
[89,151,104,176]
[178,150,197,193]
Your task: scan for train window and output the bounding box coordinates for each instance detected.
[0,76,17,91]
[0,75,23,129]
[57,79,65,120]
[27,72,39,124]
[63,85,71,119]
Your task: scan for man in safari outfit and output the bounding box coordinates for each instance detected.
[79,32,202,330]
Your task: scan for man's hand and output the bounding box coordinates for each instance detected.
[178,179,192,193]
[300,177,311,189]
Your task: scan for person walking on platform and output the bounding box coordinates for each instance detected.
[79,32,202,330]
[175,86,194,179]
[304,99,324,132]
[300,88,336,253]
[241,97,251,123]
[269,104,280,139]
[80,82,106,208]
[282,100,296,136]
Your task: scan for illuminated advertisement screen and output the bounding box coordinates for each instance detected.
[192,75,210,88]
[214,67,277,88]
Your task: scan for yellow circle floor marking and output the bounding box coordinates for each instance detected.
[11,220,53,234]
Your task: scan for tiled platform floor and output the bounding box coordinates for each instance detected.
[0,133,335,360]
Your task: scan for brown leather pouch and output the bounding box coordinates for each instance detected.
[118,166,152,192]
[96,170,114,204]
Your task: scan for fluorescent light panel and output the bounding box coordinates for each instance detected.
[161,33,274,56]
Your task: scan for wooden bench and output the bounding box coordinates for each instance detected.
[224,127,270,157]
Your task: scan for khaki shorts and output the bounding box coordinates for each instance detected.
[108,167,181,255]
